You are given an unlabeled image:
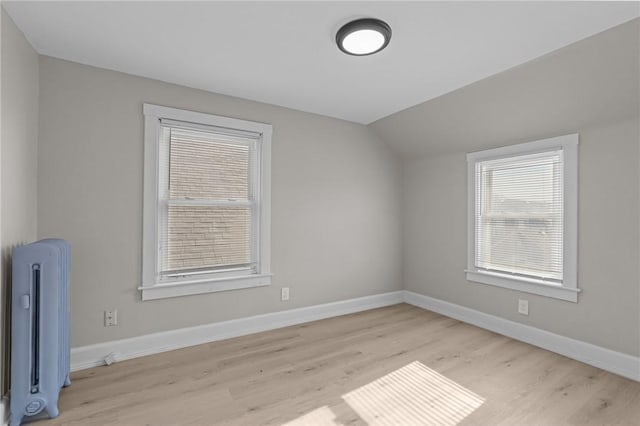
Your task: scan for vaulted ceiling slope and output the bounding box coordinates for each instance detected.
[4,2,639,124]
[370,18,640,158]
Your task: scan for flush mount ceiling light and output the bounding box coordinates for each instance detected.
[336,18,392,56]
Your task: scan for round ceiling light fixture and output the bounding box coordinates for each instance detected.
[336,18,392,56]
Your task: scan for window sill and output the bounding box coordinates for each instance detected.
[465,270,579,303]
[140,273,272,301]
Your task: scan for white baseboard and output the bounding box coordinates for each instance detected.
[71,289,639,382]
[403,290,640,382]
[71,291,404,372]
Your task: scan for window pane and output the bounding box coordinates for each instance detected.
[168,127,251,201]
[165,206,251,272]
[476,151,563,280]
[479,217,563,277]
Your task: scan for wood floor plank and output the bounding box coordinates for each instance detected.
[40,304,639,426]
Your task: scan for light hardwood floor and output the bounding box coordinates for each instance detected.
[45,304,639,425]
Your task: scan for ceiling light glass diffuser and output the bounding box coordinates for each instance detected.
[336,18,392,56]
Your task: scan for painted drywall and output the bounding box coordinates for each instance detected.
[371,19,640,159]
[1,7,39,394]
[372,20,640,356]
[37,57,403,347]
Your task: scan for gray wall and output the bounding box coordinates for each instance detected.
[37,57,403,347]
[1,7,39,394]
[371,20,640,356]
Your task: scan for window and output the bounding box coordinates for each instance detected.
[141,104,272,300]
[466,134,579,302]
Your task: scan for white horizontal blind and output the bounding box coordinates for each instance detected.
[157,121,259,278]
[475,150,564,281]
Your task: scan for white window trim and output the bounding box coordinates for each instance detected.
[466,134,579,303]
[140,104,272,301]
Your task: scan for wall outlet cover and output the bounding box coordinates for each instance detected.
[518,299,529,316]
[281,287,290,301]
[104,309,118,326]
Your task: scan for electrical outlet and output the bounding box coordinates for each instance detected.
[104,309,118,326]
[518,299,529,316]
[281,287,290,301]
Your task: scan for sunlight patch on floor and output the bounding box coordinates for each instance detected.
[284,361,484,426]
[282,405,341,426]
[342,361,484,426]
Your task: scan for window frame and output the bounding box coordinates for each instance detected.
[141,104,272,301]
[466,134,579,303]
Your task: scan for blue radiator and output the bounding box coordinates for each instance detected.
[10,239,70,426]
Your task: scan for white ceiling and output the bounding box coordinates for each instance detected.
[4,1,639,124]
